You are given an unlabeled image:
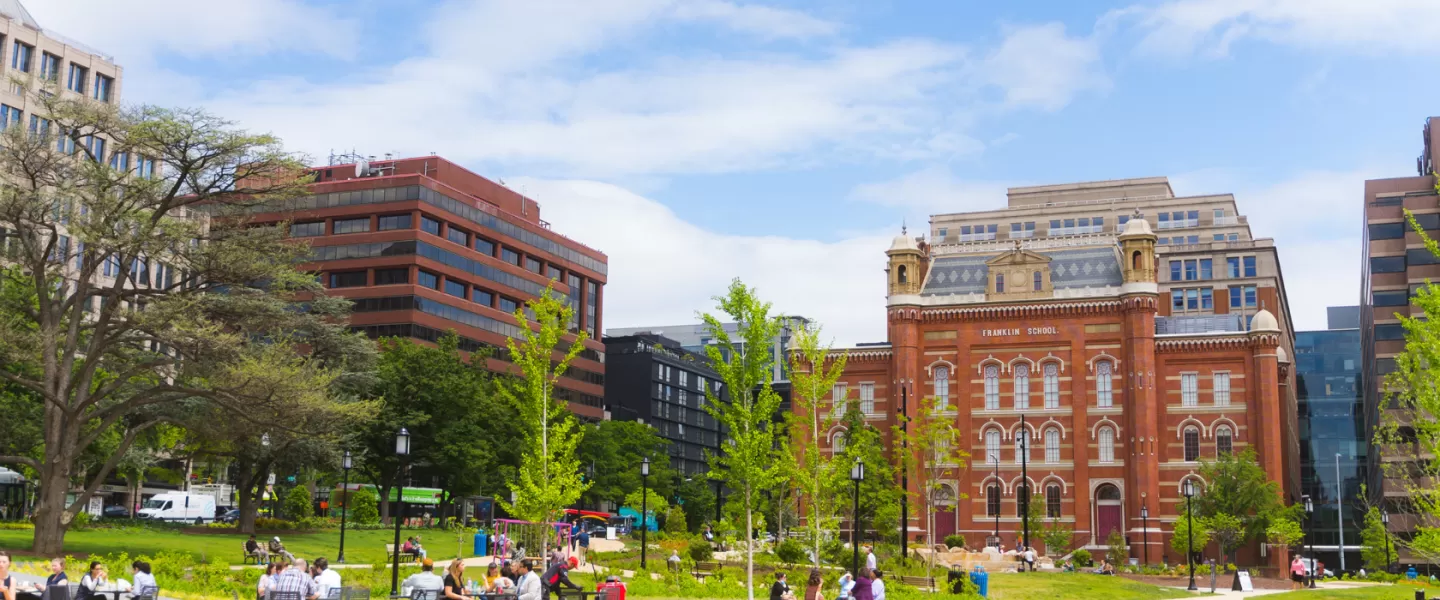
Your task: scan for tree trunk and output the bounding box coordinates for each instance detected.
[31,461,73,555]
[745,486,754,600]
[378,483,393,523]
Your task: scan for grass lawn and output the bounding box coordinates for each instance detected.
[0,526,470,566]
[1260,583,1433,599]
[978,572,1195,599]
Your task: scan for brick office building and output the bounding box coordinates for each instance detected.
[813,208,1297,568]
[247,156,608,419]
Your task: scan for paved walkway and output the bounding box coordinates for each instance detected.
[1169,579,1388,598]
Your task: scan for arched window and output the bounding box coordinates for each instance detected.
[985,429,1001,465]
[996,273,1005,293]
[1098,426,1115,463]
[1183,426,1200,462]
[986,485,1000,517]
[984,365,1000,410]
[898,265,907,284]
[832,384,847,418]
[1034,271,1043,291]
[832,431,846,453]
[1014,364,1030,409]
[1132,250,1143,270]
[1096,361,1113,408]
[1216,425,1233,456]
[1045,427,1061,463]
[1015,484,1030,517]
[1046,483,1062,518]
[933,366,950,411]
[1043,362,1060,409]
[1015,433,1029,465]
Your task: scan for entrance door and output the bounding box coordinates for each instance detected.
[934,508,956,543]
[1095,484,1122,543]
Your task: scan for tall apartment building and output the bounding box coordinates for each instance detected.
[247,156,609,420]
[1295,306,1365,571]
[604,333,729,476]
[608,316,811,384]
[1361,117,1440,566]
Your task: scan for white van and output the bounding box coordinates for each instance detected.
[137,492,216,523]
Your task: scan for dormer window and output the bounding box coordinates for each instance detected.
[996,273,1005,293]
[1033,271,1042,291]
[898,265,908,284]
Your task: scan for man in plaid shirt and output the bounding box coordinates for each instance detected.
[273,558,319,600]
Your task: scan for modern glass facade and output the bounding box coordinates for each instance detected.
[1294,327,1366,570]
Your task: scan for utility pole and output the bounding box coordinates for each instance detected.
[899,380,909,562]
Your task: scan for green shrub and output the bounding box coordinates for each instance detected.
[350,487,380,524]
[255,517,298,530]
[1105,530,1128,566]
[664,506,688,535]
[943,534,965,549]
[1071,548,1092,567]
[688,539,713,562]
[284,486,313,520]
[70,511,93,530]
[775,538,806,564]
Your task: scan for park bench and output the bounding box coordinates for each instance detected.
[691,561,721,581]
[385,544,418,564]
[243,542,265,565]
[897,575,936,592]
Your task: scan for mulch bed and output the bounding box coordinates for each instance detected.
[1121,573,1299,591]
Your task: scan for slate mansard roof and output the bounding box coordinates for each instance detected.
[921,246,1122,296]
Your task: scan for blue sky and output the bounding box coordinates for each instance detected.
[30,0,1440,344]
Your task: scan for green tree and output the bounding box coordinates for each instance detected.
[350,487,380,524]
[664,505,688,535]
[896,402,968,577]
[786,321,848,567]
[498,287,591,524]
[0,93,369,552]
[1040,511,1074,558]
[1206,513,1244,567]
[1194,448,1299,558]
[575,420,675,509]
[284,485,313,521]
[1171,508,1211,560]
[701,279,784,600]
[829,402,903,545]
[676,476,716,532]
[1266,517,1303,561]
[1360,507,1393,571]
[625,488,669,517]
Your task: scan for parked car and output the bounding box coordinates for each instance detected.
[101,505,132,519]
[1300,558,1335,579]
[218,508,240,523]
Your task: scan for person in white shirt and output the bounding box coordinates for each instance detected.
[130,561,158,598]
[516,560,543,600]
[864,547,876,572]
[312,558,341,599]
[1023,547,1036,572]
[870,570,885,600]
[401,559,445,598]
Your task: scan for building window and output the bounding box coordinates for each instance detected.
[1046,484,1062,518]
[1015,435,1028,465]
[1172,287,1213,313]
[136,156,156,179]
[108,151,130,171]
[1015,485,1030,517]
[66,64,88,94]
[832,432,845,453]
[1242,256,1257,277]
[417,270,439,290]
[1096,361,1113,407]
[473,288,492,306]
[1045,427,1060,463]
[499,297,520,313]
[0,104,20,130]
[328,271,366,288]
[1098,426,1114,463]
[1369,222,1405,240]
[1042,363,1059,409]
[1181,373,1198,407]
[28,115,50,137]
[377,214,412,231]
[1229,285,1258,308]
[1213,372,1230,406]
[473,236,496,256]
[332,217,370,234]
[833,384,847,418]
[444,279,467,299]
[289,221,325,237]
[525,256,542,273]
[11,41,32,72]
[1373,290,1408,306]
[502,248,521,265]
[1183,426,1200,461]
[93,74,114,102]
[996,273,1004,293]
[420,216,442,235]
[374,267,408,285]
[933,367,949,410]
[986,485,1001,517]
[1216,426,1233,456]
[1033,270,1042,290]
[39,52,59,81]
[1375,323,1405,340]
[1170,260,1181,281]
[984,365,1000,410]
[860,383,875,415]
[1014,364,1030,409]
[546,265,562,280]
[985,429,1001,465]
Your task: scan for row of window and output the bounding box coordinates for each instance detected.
[940,210,1237,243]
[0,111,157,176]
[832,382,877,416]
[1168,256,1257,282]
[980,361,1114,409]
[985,484,1064,518]
[980,421,1234,467]
[655,363,718,395]
[4,39,114,101]
[1368,214,1440,240]
[1169,285,1257,312]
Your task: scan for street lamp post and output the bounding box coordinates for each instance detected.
[1019,413,1030,554]
[1140,503,1150,567]
[1304,494,1316,589]
[389,428,411,597]
[898,380,909,563]
[261,433,273,519]
[1184,480,1197,591]
[1382,510,1392,572]
[850,458,865,574]
[641,457,651,569]
[339,450,352,563]
[991,453,1000,547]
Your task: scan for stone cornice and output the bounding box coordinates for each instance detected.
[1155,334,1274,353]
[904,300,1124,323]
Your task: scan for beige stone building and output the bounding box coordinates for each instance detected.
[0,0,123,122]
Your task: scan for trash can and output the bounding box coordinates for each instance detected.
[474,532,488,556]
[947,567,968,595]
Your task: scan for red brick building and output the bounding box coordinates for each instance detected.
[248,156,608,419]
[816,216,1295,568]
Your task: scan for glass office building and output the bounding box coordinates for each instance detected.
[1294,306,1366,571]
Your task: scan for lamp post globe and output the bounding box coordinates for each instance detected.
[1382,510,1392,572]
[390,428,411,596]
[1140,503,1149,568]
[1303,495,1316,588]
[1183,480,1197,591]
[850,457,865,574]
[339,450,352,563]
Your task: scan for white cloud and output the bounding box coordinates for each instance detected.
[25,0,361,61]
[975,23,1109,111]
[849,166,1016,219]
[668,1,840,39]
[520,177,890,346]
[1116,0,1440,58]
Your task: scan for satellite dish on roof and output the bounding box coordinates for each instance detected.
[355,158,369,178]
